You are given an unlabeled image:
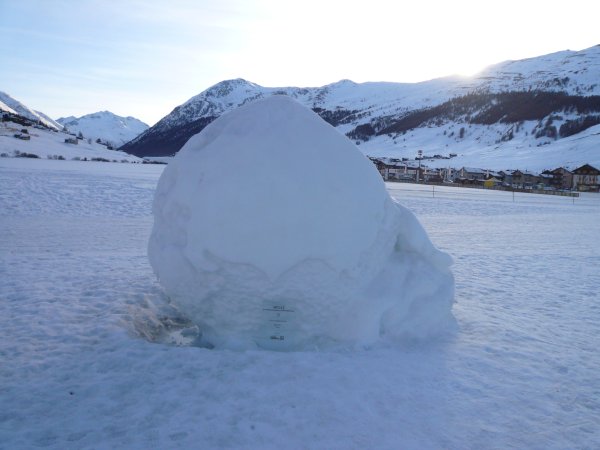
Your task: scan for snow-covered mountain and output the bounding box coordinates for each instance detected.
[57,111,148,147]
[0,99,17,115]
[0,91,63,130]
[121,45,600,171]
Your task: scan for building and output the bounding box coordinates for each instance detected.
[540,168,573,190]
[511,170,540,188]
[498,170,515,186]
[456,167,489,185]
[423,168,443,183]
[572,164,600,192]
[458,167,487,181]
[370,158,418,182]
[483,176,502,188]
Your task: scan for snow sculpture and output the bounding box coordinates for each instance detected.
[149,95,454,350]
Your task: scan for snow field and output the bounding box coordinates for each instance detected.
[389,183,600,446]
[1,159,599,449]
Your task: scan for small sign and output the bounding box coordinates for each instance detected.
[255,301,298,350]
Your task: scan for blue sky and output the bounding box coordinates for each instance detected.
[1,0,598,125]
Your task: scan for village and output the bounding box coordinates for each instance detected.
[370,154,600,193]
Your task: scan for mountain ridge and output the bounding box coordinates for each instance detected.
[120,45,600,169]
[0,91,63,130]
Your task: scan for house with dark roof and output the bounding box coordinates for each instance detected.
[511,170,541,188]
[541,167,573,190]
[370,158,417,182]
[458,167,486,181]
[572,164,600,192]
[455,167,488,185]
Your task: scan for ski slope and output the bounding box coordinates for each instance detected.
[0,159,598,449]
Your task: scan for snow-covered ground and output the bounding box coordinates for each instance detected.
[1,158,599,449]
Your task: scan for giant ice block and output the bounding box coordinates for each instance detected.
[148,95,454,350]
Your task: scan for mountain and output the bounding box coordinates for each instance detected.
[57,111,149,147]
[0,98,17,115]
[0,91,62,130]
[121,45,600,171]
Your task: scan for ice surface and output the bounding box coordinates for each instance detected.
[148,95,454,349]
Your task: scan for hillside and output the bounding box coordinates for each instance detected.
[120,45,600,171]
[0,115,142,163]
[0,91,62,130]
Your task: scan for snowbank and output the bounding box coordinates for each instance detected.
[148,95,454,350]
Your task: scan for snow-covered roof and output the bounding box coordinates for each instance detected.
[370,157,425,169]
[461,167,487,174]
[521,170,540,176]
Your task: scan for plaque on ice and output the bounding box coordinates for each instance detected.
[255,301,298,350]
